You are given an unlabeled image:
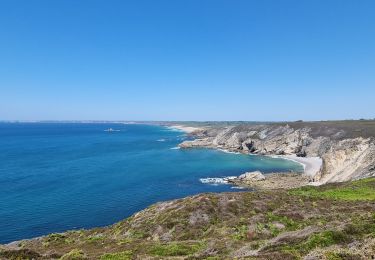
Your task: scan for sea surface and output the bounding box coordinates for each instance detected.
[0,123,303,243]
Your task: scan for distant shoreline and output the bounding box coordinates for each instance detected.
[167,124,203,133]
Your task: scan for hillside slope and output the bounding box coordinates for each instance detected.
[1,178,375,259]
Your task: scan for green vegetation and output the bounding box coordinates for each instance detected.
[232,224,249,240]
[1,177,374,259]
[302,230,348,251]
[324,251,362,260]
[100,250,132,260]
[86,235,104,243]
[0,249,40,260]
[46,233,65,241]
[149,242,204,256]
[42,233,75,246]
[277,231,349,258]
[289,177,375,201]
[266,212,300,230]
[60,249,86,260]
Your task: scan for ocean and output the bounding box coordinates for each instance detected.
[0,123,303,243]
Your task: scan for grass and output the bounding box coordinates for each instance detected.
[279,230,349,257]
[43,233,75,246]
[86,235,104,243]
[46,233,65,242]
[232,224,249,240]
[149,242,203,256]
[100,250,133,260]
[324,251,362,260]
[304,231,348,250]
[289,178,375,201]
[266,212,300,230]
[343,217,375,237]
[60,249,87,259]
[277,212,375,256]
[2,177,375,259]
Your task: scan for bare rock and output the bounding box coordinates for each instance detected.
[238,171,266,181]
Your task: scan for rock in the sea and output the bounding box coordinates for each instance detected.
[238,171,266,181]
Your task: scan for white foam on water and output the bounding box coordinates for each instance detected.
[267,155,306,171]
[164,126,185,132]
[231,186,246,189]
[157,139,166,142]
[218,149,241,155]
[199,176,237,185]
[170,147,180,150]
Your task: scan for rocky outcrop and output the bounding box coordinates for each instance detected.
[229,172,310,190]
[179,123,375,184]
[238,171,266,181]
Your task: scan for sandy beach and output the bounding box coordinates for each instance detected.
[169,125,203,133]
[277,155,323,178]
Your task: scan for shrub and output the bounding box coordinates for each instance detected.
[60,249,87,260]
[303,231,348,251]
[232,225,249,240]
[100,250,133,260]
[150,242,203,256]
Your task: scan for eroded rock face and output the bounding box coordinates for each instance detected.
[319,138,375,183]
[179,124,375,184]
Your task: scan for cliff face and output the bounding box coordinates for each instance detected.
[180,122,375,184]
[319,138,375,183]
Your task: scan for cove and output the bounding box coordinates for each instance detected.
[0,123,303,243]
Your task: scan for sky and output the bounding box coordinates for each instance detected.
[0,0,374,121]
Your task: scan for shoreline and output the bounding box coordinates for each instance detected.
[174,123,323,180]
[1,123,364,248]
[268,154,323,178]
[173,123,324,185]
[1,125,321,245]
[167,124,203,133]
[173,123,323,188]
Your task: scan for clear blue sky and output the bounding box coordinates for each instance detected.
[1,0,374,121]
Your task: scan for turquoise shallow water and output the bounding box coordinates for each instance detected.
[0,123,303,243]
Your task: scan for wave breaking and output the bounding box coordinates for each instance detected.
[199,176,237,185]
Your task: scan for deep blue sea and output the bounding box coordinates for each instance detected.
[0,123,303,243]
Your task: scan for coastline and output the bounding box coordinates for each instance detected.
[3,122,374,258]
[172,123,323,189]
[173,123,323,180]
[269,154,323,178]
[167,124,203,133]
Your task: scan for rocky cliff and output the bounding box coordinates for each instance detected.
[179,121,375,184]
